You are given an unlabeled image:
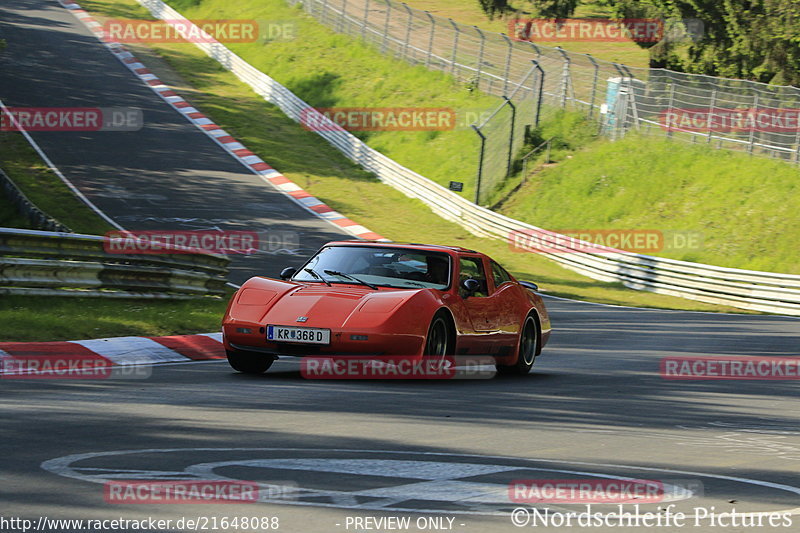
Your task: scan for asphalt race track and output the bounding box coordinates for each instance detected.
[0,0,350,283]
[1,299,798,532]
[1,1,800,532]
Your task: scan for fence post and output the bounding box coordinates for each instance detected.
[361,0,370,40]
[471,125,486,205]
[424,11,435,68]
[449,19,460,77]
[626,78,641,131]
[532,60,544,127]
[475,26,485,86]
[528,41,541,60]
[505,97,516,179]
[339,0,348,32]
[380,0,391,53]
[666,84,675,139]
[500,33,513,96]
[587,54,599,119]
[402,3,413,61]
[748,93,759,155]
[321,0,330,24]
[556,47,570,108]
[707,89,716,143]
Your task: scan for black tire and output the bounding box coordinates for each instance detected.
[424,313,451,356]
[497,314,538,375]
[227,349,274,374]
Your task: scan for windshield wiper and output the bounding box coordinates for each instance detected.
[304,268,331,286]
[323,270,378,290]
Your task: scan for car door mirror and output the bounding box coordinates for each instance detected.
[519,280,539,292]
[461,278,481,296]
[279,267,297,280]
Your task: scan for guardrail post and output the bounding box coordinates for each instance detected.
[586,54,599,119]
[505,97,516,179]
[402,3,413,61]
[500,33,513,96]
[471,125,486,205]
[380,1,391,53]
[424,11,435,68]
[360,0,370,40]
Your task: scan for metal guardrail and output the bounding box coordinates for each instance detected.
[0,168,72,233]
[0,228,231,298]
[135,0,800,316]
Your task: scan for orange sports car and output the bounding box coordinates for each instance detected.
[222,241,551,375]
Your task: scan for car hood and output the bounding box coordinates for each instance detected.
[246,282,421,328]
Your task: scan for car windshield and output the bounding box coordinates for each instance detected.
[293,246,451,290]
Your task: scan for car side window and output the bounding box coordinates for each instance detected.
[491,261,513,289]
[459,257,488,298]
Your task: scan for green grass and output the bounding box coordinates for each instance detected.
[0,131,111,234]
[70,0,750,316]
[500,134,800,274]
[0,294,230,342]
[0,193,32,229]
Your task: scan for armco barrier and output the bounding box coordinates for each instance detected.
[0,228,230,298]
[129,0,800,316]
[0,169,72,233]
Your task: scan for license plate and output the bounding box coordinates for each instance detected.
[267,325,331,345]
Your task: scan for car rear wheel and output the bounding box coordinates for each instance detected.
[226,349,274,374]
[497,315,538,375]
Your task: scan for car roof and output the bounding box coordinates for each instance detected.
[325,240,478,254]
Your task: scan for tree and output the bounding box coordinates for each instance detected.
[477,0,579,20]
[605,0,800,85]
[476,0,512,20]
[528,0,580,19]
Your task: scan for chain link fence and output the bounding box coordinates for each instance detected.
[290,0,800,175]
[471,64,543,204]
